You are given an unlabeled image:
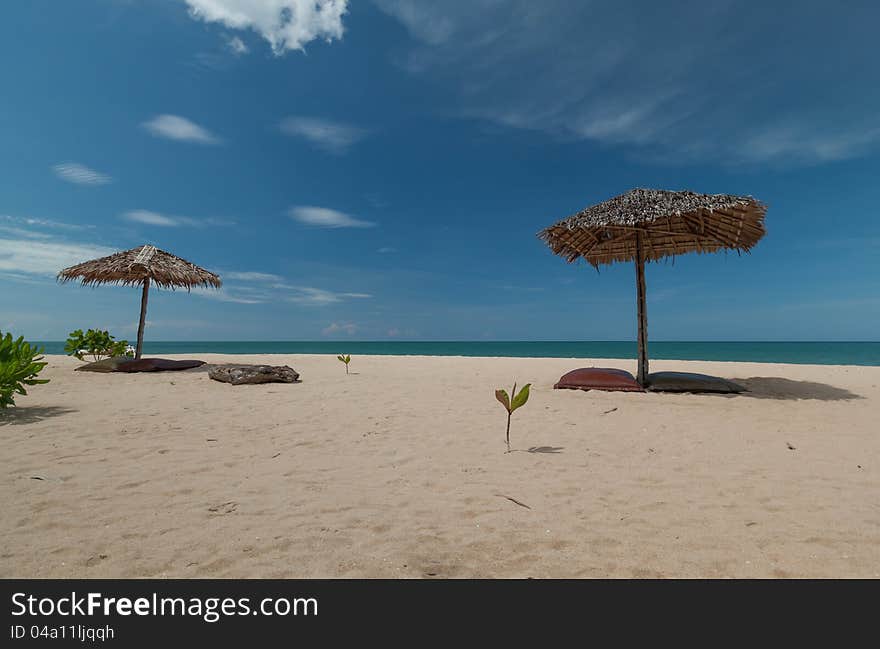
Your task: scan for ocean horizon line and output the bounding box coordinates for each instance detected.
[35,339,880,343]
[35,340,880,366]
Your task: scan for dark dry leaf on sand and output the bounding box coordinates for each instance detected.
[495,494,531,509]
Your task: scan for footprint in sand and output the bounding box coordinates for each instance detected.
[85,554,108,567]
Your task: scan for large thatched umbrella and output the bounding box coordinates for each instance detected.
[539,188,767,386]
[58,244,221,359]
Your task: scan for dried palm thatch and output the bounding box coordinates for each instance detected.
[58,245,221,359]
[538,188,768,386]
[57,244,221,290]
[538,188,767,267]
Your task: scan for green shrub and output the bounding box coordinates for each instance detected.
[0,331,49,409]
[64,328,132,362]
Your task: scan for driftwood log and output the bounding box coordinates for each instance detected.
[75,357,205,373]
[208,364,300,385]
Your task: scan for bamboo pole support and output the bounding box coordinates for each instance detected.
[635,232,649,387]
[135,277,150,360]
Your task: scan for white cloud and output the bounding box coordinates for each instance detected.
[275,285,372,305]
[377,247,396,253]
[373,0,454,45]
[187,273,371,306]
[279,116,367,153]
[191,286,265,304]
[184,0,348,55]
[322,321,357,336]
[375,0,880,165]
[52,162,112,186]
[385,327,416,338]
[142,114,221,144]
[123,210,180,227]
[0,225,52,240]
[121,210,234,228]
[289,206,375,228]
[221,270,284,282]
[738,124,880,164]
[0,215,95,238]
[227,35,249,54]
[0,238,115,276]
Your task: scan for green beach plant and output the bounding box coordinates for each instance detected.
[495,382,531,453]
[0,331,49,409]
[337,354,351,374]
[64,328,132,362]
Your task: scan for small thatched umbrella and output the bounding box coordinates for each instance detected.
[58,244,221,359]
[539,188,767,386]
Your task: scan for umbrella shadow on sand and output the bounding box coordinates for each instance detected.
[0,406,78,426]
[728,377,863,401]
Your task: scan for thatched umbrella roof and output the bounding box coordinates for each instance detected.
[538,188,767,387]
[538,188,767,267]
[57,244,221,289]
[57,244,221,359]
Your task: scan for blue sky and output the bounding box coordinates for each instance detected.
[1,0,878,342]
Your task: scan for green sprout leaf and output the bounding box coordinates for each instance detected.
[511,383,531,412]
[495,380,531,452]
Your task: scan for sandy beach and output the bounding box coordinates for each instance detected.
[1,354,877,579]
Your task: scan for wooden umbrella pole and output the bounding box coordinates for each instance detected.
[635,232,649,386]
[135,277,150,360]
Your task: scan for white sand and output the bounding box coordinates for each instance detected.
[1,354,877,578]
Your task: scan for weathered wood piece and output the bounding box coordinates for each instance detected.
[208,364,300,385]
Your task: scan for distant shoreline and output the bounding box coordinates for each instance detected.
[34,340,880,366]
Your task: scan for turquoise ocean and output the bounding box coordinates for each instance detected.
[35,341,880,366]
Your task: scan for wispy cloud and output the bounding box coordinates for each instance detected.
[376,0,880,166]
[142,114,221,144]
[122,210,179,227]
[121,210,234,228]
[279,116,367,154]
[185,0,348,55]
[289,206,375,228]
[220,271,284,282]
[0,225,52,240]
[188,270,371,307]
[386,327,417,338]
[274,285,372,306]
[0,215,94,240]
[737,124,880,165]
[190,286,264,304]
[226,35,249,55]
[322,321,357,336]
[52,162,112,186]
[0,237,114,277]
[377,247,397,254]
